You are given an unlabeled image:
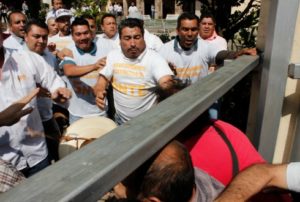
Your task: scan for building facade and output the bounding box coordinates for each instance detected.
[108,0,183,19]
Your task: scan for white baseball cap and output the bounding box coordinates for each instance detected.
[55,9,73,20]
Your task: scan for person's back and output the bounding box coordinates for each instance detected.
[182,119,265,185]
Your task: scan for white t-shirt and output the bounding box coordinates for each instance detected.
[23,45,59,122]
[100,49,174,124]
[199,35,227,53]
[48,33,73,51]
[128,6,138,15]
[38,49,59,122]
[287,162,300,192]
[3,34,24,51]
[159,38,216,84]
[0,48,65,170]
[144,29,163,52]
[61,42,109,118]
[97,33,120,50]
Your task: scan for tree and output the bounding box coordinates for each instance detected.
[177,0,260,48]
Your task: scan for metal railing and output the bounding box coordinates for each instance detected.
[0,55,259,202]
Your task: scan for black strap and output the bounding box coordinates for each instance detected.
[212,124,239,178]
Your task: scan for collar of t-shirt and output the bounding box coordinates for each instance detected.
[122,48,147,63]
[205,30,218,41]
[23,44,47,56]
[75,42,97,56]
[174,36,198,53]
[11,33,24,45]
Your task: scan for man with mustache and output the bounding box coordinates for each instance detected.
[94,18,176,125]
[60,17,108,123]
[3,10,27,50]
[48,9,73,52]
[159,12,256,85]
[23,19,63,162]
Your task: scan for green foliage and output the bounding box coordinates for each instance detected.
[177,0,261,49]
[38,3,49,21]
[68,0,109,32]
[159,34,171,43]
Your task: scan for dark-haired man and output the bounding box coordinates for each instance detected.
[3,10,27,50]
[98,13,119,49]
[48,9,73,52]
[0,27,71,177]
[45,0,64,21]
[24,19,63,162]
[94,18,176,125]
[159,12,256,85]
[61,17,109,123]
[114,141,224,202]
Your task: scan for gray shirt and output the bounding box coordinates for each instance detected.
[193,168,224,202]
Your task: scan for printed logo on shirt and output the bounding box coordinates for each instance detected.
[113,63,145,78]
[176,65,203,79]
[112,82,147,97]
[18,74,27,81]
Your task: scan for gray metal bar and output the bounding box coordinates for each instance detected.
[251,0,300,161]
[0,56,259,202]
[288,63,300,79]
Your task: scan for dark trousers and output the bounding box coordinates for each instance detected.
[20,156,50,177]
[43,117,62,162]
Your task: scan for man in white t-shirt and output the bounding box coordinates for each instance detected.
[0,30,71,177]
[94,18,177,125]
[60,18,109,123]
[199,13,227,51]
[128,2,138,16]
[159,12,256,85]
[3,11,27,50]
[48,9,73,52]
[215,162,300,201]
[24,19,62,162]
[98,13,120,49]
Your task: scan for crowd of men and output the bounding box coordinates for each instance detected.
[0,0,298,201]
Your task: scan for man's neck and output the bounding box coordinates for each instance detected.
[59,31,70,37]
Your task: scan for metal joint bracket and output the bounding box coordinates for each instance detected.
[288,63,300,79]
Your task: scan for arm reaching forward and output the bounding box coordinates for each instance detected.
[0,88,40,126]
[215,163,288,202]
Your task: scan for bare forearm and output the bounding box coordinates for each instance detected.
[157,76,187,100]
[63,64,97,77]
[215,163,287,202]
[93,75,108,95]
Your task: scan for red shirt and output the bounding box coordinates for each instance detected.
[184,120,265,185]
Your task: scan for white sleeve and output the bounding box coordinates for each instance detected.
[30,52,66,93]
[99,52,114,81]
[151,52,174,81]
[287,162,300,192]
[151,35,163,52]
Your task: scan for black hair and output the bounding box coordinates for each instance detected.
[71,17,90,33]
[8,10,26,25]
[199,12,216,24]
[80,14,95,21]
[25,19,49,33]
[100,13,116,25]
[177,12,200,29]
[137,141,195,202]
[118,18,144,38]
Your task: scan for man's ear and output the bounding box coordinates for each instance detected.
[141,196,161,202]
